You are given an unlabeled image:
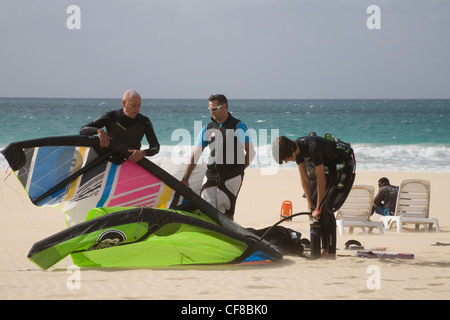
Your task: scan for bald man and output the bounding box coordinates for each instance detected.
[80,89,160,162]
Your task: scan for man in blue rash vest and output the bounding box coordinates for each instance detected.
[80,89,160,162]
[272,135,354,259]
[181,94,255,221]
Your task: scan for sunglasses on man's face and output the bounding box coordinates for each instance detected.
[209,104,224,112]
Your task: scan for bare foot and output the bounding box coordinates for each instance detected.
[320,253,336,260]
[319,249,336,260]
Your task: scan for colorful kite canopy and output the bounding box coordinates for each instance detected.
[28,206,281,269]
[1,136,283,269]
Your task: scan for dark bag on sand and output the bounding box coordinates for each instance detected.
[248,226,304,256]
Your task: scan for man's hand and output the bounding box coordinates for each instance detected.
[97,129,110,148]
[312,208,321,220]
[181,176,189,187]
[128,149,145,163]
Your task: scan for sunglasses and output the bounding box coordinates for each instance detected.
[209,104,224,112]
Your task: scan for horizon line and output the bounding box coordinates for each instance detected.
[1,96,450,101]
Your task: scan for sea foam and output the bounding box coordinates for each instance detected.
[2,143,450,173]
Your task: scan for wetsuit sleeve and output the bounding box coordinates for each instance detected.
[79,112,112,135]
[143,118,160,157]
[236,122,252,144]
[194,126,208,148]
[295,144,305,164]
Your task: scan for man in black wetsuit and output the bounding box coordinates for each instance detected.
[272,135,355,259]
[80,89,160,162]
[181,94,255,221]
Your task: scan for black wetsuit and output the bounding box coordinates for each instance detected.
[295,136,355,255]
[204,114,246,179]
[199,113,248,217]
[80,109,160,156]
[295,136,338,181]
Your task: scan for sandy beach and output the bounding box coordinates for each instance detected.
[0,168,449,301]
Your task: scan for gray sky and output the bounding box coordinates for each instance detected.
[1,0,449,99]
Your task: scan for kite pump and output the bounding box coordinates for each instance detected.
[309,219,321,260]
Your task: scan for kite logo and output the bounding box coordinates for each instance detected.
[88,229,127,251]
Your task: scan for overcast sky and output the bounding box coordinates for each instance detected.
[1,0,449,99]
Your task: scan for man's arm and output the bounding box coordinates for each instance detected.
[125,117,160,162]
[80,113,110,135]
[143,118,160,157]
[314,164,327,216]
[236,122,255,170]
[244,142,255,169]
[181,145,204,187]
[373,187,387,207]
[298,162,313,210]
[80,113,112,147]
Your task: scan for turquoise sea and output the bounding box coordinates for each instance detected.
[1,98,450,172]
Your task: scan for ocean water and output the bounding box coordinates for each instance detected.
[1,98,450,172]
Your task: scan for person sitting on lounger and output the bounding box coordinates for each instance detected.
[371,177,398,216]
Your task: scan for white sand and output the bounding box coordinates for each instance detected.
[1,169,449,300]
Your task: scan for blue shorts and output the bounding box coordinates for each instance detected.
[375,206,392,216]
